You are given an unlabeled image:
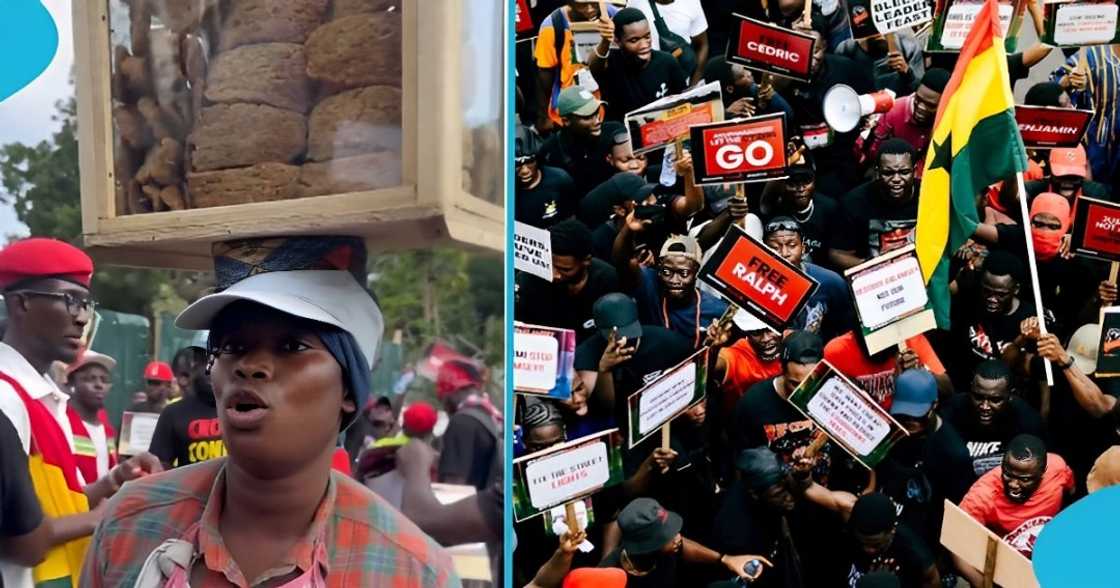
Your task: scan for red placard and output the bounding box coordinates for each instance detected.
[691,114,788,184]
[700,225,819,330]
[516,0,536,40]
[1015,106,1093,149]
[726,15,816,82]
[638,102,719,150]
[1071,196,1120,262]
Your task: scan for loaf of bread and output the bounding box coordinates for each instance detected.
[188,163,301,208]
[330,0,398,19]
[219,0,330,52]
[298,152,401,197]
[306,14,401,92]
[190,104,307,171]
[307,86,401,161]
[206,44,310,113]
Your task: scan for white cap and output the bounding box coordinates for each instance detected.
[733,308,768,332]
[176,270,384,370]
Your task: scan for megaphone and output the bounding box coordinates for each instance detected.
[823,85,896,133]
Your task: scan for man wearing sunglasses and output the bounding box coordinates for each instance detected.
[515,141,578,229]
[0,238,161,588]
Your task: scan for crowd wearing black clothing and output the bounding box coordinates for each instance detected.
[514,2,1118,587]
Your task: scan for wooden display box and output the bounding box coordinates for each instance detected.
[74,1,503,270]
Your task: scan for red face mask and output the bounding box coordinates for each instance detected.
[1029,192,1071,262]
[1032,229,1063,262]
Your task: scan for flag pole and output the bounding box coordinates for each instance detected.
[1015,172,1055,386]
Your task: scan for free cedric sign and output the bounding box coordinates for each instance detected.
[844,245,937,354]
[699,224,819,332]
[726,15,816,83]
[847,0,934,40]
[514,221,553,282]
[689,113,789,185]
[1070,195,1120,262]
[512,428,626,522]
[514,322,576,400]
[626,347,709,448]
[1015,105,1093,149]
[624,81,724,155]
[1042,0,1120,47]
[787,360,909,469]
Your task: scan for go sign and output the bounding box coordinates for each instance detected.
[691,113,789,185]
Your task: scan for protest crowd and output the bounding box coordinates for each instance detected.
[0,236,502,587]
[514,0,1120,586]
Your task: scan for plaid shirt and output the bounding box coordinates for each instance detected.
[81,458,459,587]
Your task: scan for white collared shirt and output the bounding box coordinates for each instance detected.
[0,342,75,455]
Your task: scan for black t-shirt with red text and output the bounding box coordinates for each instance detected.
[149,392,225,468]
[836,181,919,261]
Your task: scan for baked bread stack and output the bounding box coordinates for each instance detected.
[110,0,403,212]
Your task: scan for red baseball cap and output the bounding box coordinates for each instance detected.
[143,361,174,382]
[0,238,93,289]
[402,402,438,436]
[1049,145,1088,178]
[563,568,627,588]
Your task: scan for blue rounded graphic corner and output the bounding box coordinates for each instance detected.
[1033,485,1120,587]
[0,0,59,104]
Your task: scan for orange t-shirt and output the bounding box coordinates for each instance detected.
[960,453,1074,558]
[822,332,944,409]
[719,339,781,413]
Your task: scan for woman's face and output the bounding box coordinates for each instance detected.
[210,303,352,476]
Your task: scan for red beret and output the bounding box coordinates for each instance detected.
[402,402,438,436]
[0,238,93,290]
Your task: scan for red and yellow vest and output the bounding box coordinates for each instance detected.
[66,407,117,486]
[0,372,90,588]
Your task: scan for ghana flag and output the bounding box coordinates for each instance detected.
[914,0,1028,327]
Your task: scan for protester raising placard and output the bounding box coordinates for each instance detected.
[514,323,577,400]
[512,429,626,522]
[624,82,724,155]
[626,348,708,447]
[689,114,789,185]
[786,360,909,468]
[845,245,937,354]
[726,15,816,82]
[847,0,934,40]
[699,224,819,332]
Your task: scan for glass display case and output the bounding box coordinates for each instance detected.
[74,0,504,269]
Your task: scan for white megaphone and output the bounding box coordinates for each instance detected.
[823,85,896,133]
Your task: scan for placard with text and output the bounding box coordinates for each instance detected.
[699,224,819,332]
[626,347,708,448]
[512,429,625,522]
[1015,105,1093,149]
[726,15,816,82]
[624,82,724,155]
[787,360,909,469]
[1096,306,1120,377]
[1042,0,1120,47]
[514,221,553,282]
[516,0,535,42]
[1071,195,1120,262]
[926,0,1021,52]
[514,323,576,400]
[847,0,934,39]
[690,114,789,185]
[845,245,937,354]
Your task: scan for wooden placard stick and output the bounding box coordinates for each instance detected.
[599,0,608,20]
[1026,0,1045,35]
[803,429,830,459]
[885,33,898,54]
[674,136,685,161]
[661,422,672,450]
[1110,261,1119,284]
[565,501,579,533]
[981,535,999,588]
[803,0,813,27]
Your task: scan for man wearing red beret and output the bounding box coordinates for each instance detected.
[436,359,501,491]
[0,238,161,588]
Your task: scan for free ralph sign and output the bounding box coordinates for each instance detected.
[700,225,819,331]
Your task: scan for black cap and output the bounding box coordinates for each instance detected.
[735,447,787,490]
[850,493,897,535]
[856,572,902,588]
[781,330,823,364]
[618,498,683,554]
[592,293,643,340]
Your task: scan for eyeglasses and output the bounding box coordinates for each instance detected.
[13,290,96,318]
[515,155,536,166]
[765,219,802,235]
